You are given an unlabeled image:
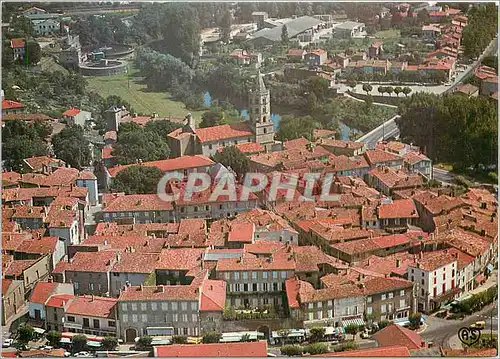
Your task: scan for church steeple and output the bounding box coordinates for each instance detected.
[249,72,274,148]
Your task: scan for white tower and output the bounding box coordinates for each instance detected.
[249,71,275,148]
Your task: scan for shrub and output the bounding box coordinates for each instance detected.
[101,336,118,351]
[309,327,326,343]
[136,336,153,350]
[408,313,422,330]
[72,335,88,354]
[202,332,222,344]
[378,320,391,330]
[303,342,329,355]
[334,341,359,352]
[488,172,498,183]
[280,344,303,356]
[455,175,473,188]
[172,335,188,344]
[46,331,62,348]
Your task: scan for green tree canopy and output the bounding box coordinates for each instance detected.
[281,24,289,44]
[212,146,250,178]
[202,332,222,344]
[309,327,326,343]
[277,115,318,141]
[46,331,62,348]
[3,120,49,171]
[52,125,92,169]
[462,4,497,59]
[101,336,118,351]
[25,41,42,66]
[113,127,170,165]
[18,325,34,344]
[71,335,88,354]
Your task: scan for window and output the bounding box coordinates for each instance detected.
[308,303,314,309]
[399,299,406,308]
[67,316,75,322]
[108,320,116,327]
[83,318,90,327]
[327,309,333,318]
[224,272,230,280]
[421,288,425,296]
[281,271,287,279]
[132,314,137,323]
[273,283,278,291]
[172,313,178,322]
[272,271,278,279]
[252,272,257,280]
[93,319,100,329]
[388,292,394,299]
[151,302,157,311]
[162,302,168,311]
[421,279,424,285]
[131,303,137,311]
[181,314,188,322]
[121,303,128,311]
[442,283,446,293]
[328,300,332,306]
[317,311,323,320]
[308,312,314,321]
[262,283,268,291]
[367,296,372,303]
[433,287,437,297]
[192,313,198,322]
[242,272,248,280]
[381,304,387,313]
[263,272,268,279]
[400,290,405,296]
[141,303,147,311]
[74,282,79,290]
[181,302,188,311]
[244,283,249,292]
[367,307,373,314]
[191,302,198,310]
[234,272,240,280]
[317,302,322,308]
[172,302,178,310]
[381,294,386,300]
[253,283,258,291]
[122,314,128,322]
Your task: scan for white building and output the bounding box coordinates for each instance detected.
[407,250,459,313]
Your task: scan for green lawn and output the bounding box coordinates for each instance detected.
[374,29,401,40]
[85,65,204,119]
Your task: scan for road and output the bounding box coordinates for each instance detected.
[432,168,455,184]
[421,300,498,349]
[356,116,400,149]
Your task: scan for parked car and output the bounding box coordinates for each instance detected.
[75,352,92,357]
[470,321,485,330]
[360,332,370,339]
[3,338,14,348]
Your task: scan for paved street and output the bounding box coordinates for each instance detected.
[432,167,455,184]
[356,116,400,149]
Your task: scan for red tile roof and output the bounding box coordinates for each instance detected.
[154,342,268,357]
[103,194,173,212]
[372,324,423,350]
[62,108,81,117]
[10,38,25,48]
[20,236,59,255]
[46,294,74,308]
[66,295,117,318]
[107,155,214,177]
[200,279,226,311]
[195,122,254,143]
[2,99,23,110]
[2,279,13,295]
[228,222,254,243]
[378,199,419,219]
[64,251,119,273]
[112,253,160,273]
[119,284,200,301]
[232,142,265,154]
[29,282,60,304]
[4,259,38,276]
[104,130,117,141]
[409,250,457,271]
[287,49,306,57]
[323,345,410,357]
[157,248,204,271]
[102,145,114,160]
[364,149,402,165]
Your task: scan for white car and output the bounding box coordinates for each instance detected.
[75,352,92,357]
[3,338,14,347]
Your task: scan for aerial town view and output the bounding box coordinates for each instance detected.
[1,1,498,357]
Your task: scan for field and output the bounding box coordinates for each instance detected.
[85,65,204,119]
[374,29,401,40]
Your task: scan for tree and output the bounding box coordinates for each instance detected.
[344,324,359,340]
[72,335,88,354]
[212,146,250,178]
[482,56,498,71]
[309,327,326,343]
[281,24,289,44]
[101,336,118,351]
[402,87,412,97]
[280,345,303,356]
[346,80,357,92]
[25,41,42,66]
[385,86,394,97]
[52,125,92,169]
[172,335,188,344]
[202,332,222,344]
[303,77,330,102]
[277,115,317,141]
[18,325,34,345]
[220,10,232,43]
[200,107,227,128]
[394,86,402,97]
[307,92,318,112]
[110,166,165,194]
[408,313,422,330]
[3,120,49,171]
[144,120,182,138]
[241,334,252,342]
[362,83,373,95]
[2,42,14,67]
[378,320,391,330]
[113,128,170,165]
[378,86,386,96]
[136,336,153,350]
[46,331,62,348]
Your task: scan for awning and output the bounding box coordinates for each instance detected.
[33,327,45,334]
[60,338,71,344]
[341,317,365,328]
[487,264,494,271]
[324,327,345,336]
[87,341,101,348]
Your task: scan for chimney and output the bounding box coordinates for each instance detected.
[419,252,423,260]
[157,286,164,293]
[91,294,94,302]
[48,276,53,283]
[396,259,401,268]
[139,284,143,291]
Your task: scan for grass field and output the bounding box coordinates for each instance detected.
[85,65,204,119]
[374,29,401,40]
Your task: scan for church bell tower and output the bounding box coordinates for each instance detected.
[249,71,275,149]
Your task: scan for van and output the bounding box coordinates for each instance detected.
[470,321,485,330]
